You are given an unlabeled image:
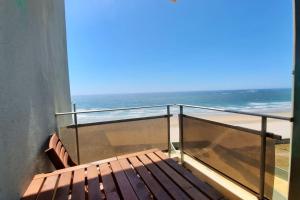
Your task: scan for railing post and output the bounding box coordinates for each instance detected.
[167,105,171,157]
[73,104,80,165]
[259,116,267,200]
[179,105,184,164]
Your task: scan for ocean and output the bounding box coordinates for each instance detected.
[72,88,292,123]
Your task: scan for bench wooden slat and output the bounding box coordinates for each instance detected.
[128,156,172,200]
[110,160,139,200]
[99,163,120,200]
[36,175,59,200]
[118,159,151,200]
[59,147,65,160]
[106,192,121,200]
[154,151,223,200]
[71,168,85,200]
[55,142,62,156]
[147,152,209,200]
[49,134,59,149]
[54,171,72,200]
[87,165,101,200]
[21,178,45,200]
[138,155,190,200]
[63,152,69,167]
[117,148,160,159]
[41,157,118,178]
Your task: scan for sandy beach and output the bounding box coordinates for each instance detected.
[169,112,292,142]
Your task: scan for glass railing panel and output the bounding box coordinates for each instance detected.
[182,114,277,199]
[74,115,169,163]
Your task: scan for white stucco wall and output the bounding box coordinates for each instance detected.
[0,0,71,199]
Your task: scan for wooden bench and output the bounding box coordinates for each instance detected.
[45,133,76,169]
[21,149,224,200]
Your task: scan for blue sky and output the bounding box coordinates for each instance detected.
[65,0,293,95]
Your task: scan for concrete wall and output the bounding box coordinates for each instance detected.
[0,0,71,199]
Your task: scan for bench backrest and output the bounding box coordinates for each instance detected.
[45,133,76,169]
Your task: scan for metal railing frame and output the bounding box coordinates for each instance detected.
[176,104,292,121]
[55,103,292,200]
[55,104,173,164]
[177,104,292,200]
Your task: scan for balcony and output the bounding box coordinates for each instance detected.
[53,104,291,200]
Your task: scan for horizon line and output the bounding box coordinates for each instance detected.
[71,87,292,97]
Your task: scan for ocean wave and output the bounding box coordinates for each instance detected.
[246,101,291,108]
[232,101,291,113]
[74,101,292,123]
[76,107,168,123]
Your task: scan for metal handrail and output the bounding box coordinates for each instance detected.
[66,114,172,128]
[56,103,292,122]
[55,104,173,116]
[176,104,293,121]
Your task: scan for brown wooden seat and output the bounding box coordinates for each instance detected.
[45,133,76,169]
[22,149,224,200]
